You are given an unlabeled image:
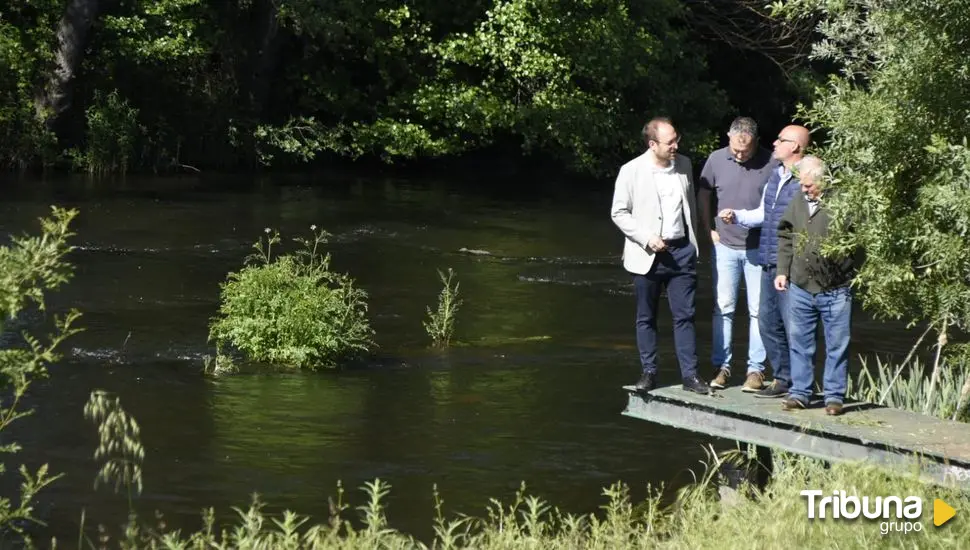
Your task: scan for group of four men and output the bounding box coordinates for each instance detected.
[610,116,856,416]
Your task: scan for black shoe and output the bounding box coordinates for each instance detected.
[754,380,790,398]
[635,372,657,393]
[682,375,710,395]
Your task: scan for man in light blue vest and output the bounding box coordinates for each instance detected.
[718,124,810,398]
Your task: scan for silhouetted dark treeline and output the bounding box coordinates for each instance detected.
[1,0,816,178]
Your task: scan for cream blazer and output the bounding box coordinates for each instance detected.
[610,150,699,275]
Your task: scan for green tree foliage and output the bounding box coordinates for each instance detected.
[1,0,729,175]
[267,0,728,175]
[411,0,726,174]
[208,228,375,370]
[0,207,82,543]
[777,0,970,382]
[70,90,140,174]
[0,3,59,168]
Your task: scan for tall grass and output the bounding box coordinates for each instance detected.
[75,455,969,549]
[850,355,970,421]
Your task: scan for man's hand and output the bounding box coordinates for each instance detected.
[647,236,667,253]
[718,209,736,224]
[710,230,720,245]
[774,275,788,291]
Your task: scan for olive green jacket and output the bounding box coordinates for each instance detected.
[776,194,856,294]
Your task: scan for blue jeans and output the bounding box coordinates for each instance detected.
[758,266,791,386]
[787,283,852,405]
[711,243,765,373]
[633,239,698,380]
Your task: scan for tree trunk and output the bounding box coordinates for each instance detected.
[35,0,101,130]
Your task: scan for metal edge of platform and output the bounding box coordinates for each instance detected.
[621,385,970,466]
[622,388,970,490]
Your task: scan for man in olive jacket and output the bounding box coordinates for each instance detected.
[773,156,856,416]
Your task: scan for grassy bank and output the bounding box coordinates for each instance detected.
[79,454,967,549]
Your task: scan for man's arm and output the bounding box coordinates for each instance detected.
[610,164,658,250]
[697,156,717,244]
[685,158,699,236]
[732,184,767,228]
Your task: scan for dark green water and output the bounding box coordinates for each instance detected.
[0,172,913,544]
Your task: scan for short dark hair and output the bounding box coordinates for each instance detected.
[642,117,674,147]
[728,116,758,138]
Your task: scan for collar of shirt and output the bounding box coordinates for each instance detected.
[726,150,753,165]
[649,159,675,174]
[778,164,793,184]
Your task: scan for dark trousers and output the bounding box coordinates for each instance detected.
[758,265,791,386]
[633,238,698,380]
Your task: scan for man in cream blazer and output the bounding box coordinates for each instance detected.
[611,117,709,395]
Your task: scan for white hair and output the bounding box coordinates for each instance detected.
[797,155,825,181]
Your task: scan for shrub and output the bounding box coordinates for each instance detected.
[70,90,140,175]
[0,206,82,544]
[208,227,375,370]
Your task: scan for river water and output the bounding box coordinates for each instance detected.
[0,172,913,544]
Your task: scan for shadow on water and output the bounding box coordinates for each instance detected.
[0,172,917,544]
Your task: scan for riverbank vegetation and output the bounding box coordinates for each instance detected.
[1,0,810,177]
[85,456,969,549]
[785,0,970,410]
[0,207,81,543]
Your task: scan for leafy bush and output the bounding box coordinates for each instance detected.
[208,227,375,370]
[71,90,140,175]
[774,0,970,407]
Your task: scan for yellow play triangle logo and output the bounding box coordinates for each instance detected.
[934,499,956,526]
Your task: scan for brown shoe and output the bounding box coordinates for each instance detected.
[710,367,730,389]
[825,402,844,416]
[781,397,807,411]
[741,372,765,393]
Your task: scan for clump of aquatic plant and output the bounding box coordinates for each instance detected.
[202,353,238,377]
[424,267,462,348]
[0,206,82,545]
[208,226,374,370]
